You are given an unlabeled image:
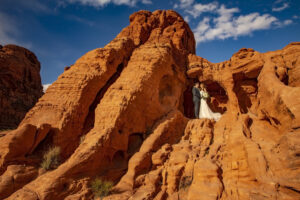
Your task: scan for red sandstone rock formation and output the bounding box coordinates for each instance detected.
[0,44,43,130]
[0,10,299,200]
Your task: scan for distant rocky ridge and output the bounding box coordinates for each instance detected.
[0,10,299,200]
[0,44,43,130]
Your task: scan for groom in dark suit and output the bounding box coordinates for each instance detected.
[192,82,201,118]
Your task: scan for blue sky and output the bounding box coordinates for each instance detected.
[0,0,299,88]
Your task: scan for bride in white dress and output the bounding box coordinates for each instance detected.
[198,83,221,121]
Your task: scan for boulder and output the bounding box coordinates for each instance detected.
[0,45,43,129]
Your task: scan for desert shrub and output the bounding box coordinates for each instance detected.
[91,178,113,199]
[41,146,61,170]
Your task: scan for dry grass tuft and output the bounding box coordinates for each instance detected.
[41,146,61,170]
[91,178,113,199]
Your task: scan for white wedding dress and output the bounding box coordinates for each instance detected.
[198,90,221,121]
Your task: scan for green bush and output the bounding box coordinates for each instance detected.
[41,146,61,170]
[91,178,113,199]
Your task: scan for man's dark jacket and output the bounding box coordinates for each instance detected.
[192,87,201,102]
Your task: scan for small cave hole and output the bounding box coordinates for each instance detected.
[30,128,56,158]
[159,84,172,99]
[62,182,68,191]
[248,118,253,127]
[271,117,281,126]
[275,66,289,86]
[281,68,289,85]
[158,75,176,108]
[171,64,178,75]
[295,153,300,157]
[183,85,195,118]
[281,76,289,85]
[205,81,228,114]
[112,150,127,169]
[233,73,258,114]
[127,133,143,156]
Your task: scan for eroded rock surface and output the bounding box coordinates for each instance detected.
[0,45,43,129]
[0,10,299,200]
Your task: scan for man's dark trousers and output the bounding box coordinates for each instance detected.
[192,87,201,118]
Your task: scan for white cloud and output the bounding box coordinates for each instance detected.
[293,15,300,19]
[274,19,293,27]
[174,1,293,44]
[272,2,289,12]
[174,0,194,9]
[235,13,277,34]
[192,5,288,44]
[141,0,152,4]
[186,2,218,18]
[65,0,151,7]
[283,19,292,25]
[184,15,190,23]
[43,84,52,93]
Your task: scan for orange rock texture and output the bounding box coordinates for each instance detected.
[0,45,43,129]
[0,10,300,200]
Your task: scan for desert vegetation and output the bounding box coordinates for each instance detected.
[90,178,113,199]
[40,146,61,170]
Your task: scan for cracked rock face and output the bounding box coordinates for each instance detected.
[0,10,300,200]
[0,45,43,130]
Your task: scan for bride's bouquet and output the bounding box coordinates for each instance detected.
[201,91,210,100]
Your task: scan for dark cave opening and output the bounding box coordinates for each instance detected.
[29,128,57,161]
[103,132,145,183]
[183,85,195,118]
[204,81,228,114]
[112,150,127,169]
[127,133,144,156]
[275,66,289,86]
[233,73,258,114]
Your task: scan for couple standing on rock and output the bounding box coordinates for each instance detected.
[192,82,221,121]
